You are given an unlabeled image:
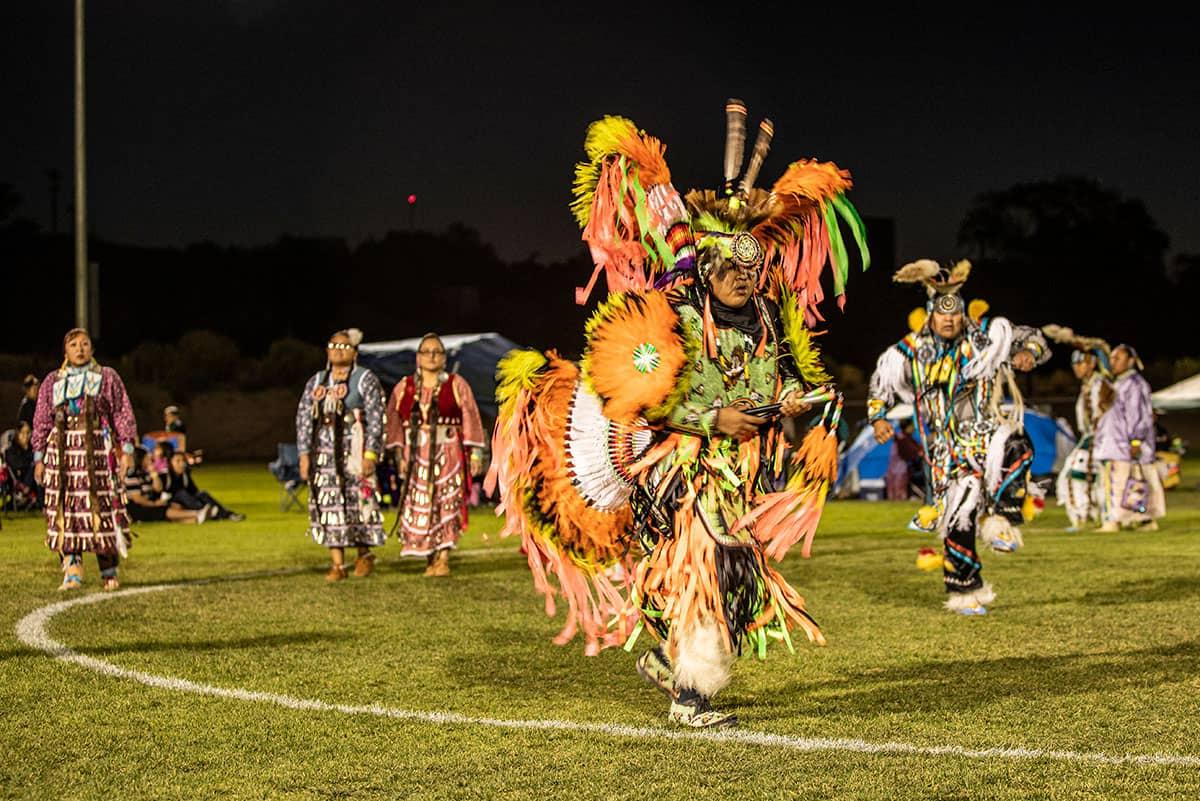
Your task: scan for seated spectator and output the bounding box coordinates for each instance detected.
[124,447,207,524]
[163,404,193,455]
[3,420,41,510]
[166,451,244,521]
[152,440,174,486]
[17,374,38,428]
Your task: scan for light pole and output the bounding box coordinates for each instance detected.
[74,0,88,330]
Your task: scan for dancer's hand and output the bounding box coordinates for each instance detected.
[872,419,895,444]
[299,453,310,482]
[34,462,44,485]
[780,391,812,418]
[120,452,134,474]
[716,408,766,441]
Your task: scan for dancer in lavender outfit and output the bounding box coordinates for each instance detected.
[1094,344,1165,531]
[32,328,138,591]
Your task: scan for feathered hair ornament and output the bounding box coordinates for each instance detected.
[570,99,870,324]
[1043,324,1112,373]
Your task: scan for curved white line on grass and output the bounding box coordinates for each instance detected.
[14,579,1200,770]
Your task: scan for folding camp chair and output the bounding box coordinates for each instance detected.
[268,443,307,512]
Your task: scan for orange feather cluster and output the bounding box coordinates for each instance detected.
[616,127,671,186]
[583,292,690,423]
[771,159,853,201]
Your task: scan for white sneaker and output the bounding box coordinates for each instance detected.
[197,505,209,524]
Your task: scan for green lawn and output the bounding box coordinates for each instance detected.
[2,461,1198,800]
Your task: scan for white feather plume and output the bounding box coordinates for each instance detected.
[892,259,941,285]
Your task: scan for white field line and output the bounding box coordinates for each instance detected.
[13,577,1200,770]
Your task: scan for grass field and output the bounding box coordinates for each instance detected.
[2,461,1198,800]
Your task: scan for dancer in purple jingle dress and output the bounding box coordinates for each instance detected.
[32,328,138,591]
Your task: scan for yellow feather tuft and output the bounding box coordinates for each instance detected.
[583,116,639,162]
[570,160,602,228]
[967,298,989,323]
[779,287,832,385]
[908,307,928,333]
[495,349,548,413]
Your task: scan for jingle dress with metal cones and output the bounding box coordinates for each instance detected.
[296,366,387,548]
[31,362,138,560]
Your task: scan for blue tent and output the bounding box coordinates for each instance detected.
[356,332,519,431]
[838,403,1075,499]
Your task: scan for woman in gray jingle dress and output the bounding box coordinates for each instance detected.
[296,328,386,581]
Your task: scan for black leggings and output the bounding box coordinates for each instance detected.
[172,489,233,518]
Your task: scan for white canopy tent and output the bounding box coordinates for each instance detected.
[1151,373,1200,411]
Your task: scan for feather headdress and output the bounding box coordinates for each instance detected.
[570,100,870,324]
[894,259,972,298]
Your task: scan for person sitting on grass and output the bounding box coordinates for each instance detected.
[166,451,244,521]
[4,420,42,510]
[124,447,208,524]
[152,440,174,485]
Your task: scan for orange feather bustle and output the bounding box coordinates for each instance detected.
[488,356,637,655]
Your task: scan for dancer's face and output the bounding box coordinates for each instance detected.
[1110,347,1133,375]
[1072,354,1095,380]
[709,263,756,309]
[930,310,964,340]
[64,334,93,366]
[327,334,356,368]
[417,336,446,373]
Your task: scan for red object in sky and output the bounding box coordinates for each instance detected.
[407,194,417,205]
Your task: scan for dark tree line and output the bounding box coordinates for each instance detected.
[0,176,1194,375]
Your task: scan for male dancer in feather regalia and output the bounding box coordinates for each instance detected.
[488,100,869,728]
[868,261,1050,614]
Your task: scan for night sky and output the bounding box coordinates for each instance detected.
[3,2,1198,266]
